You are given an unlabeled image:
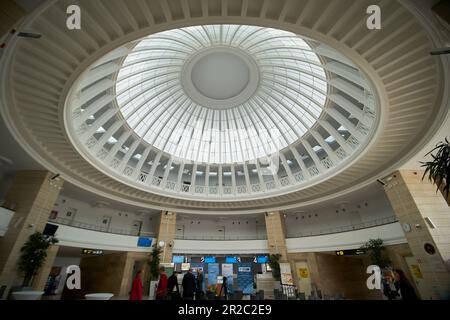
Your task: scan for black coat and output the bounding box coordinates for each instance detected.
[167,274,179,294]
[182,272,196,298]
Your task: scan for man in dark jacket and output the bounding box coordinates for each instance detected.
[182,269,196,300]
[167,271,180,300]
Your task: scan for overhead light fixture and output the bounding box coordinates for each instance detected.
[376,179,386,186]
[17,31,42,39]
[50,173,60,180]
[430,47,450,55]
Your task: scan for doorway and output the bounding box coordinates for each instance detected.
[216,226,225,240]
[175,224,185,239]
[131,220,143,236]
[101,216,112,232]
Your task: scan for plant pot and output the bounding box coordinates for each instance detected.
[12,290,45,300]
[149,280,158,300]
[85,293,114,300]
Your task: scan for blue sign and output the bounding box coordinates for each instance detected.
[208,263,220,285]
[257,256,269,263]
[237,262,253,294]
[172,255,184,264]
[225,256,240,263]
[203,256,216,263]
[137,237,152,247]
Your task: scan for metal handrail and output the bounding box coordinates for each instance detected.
[49,217,156,237]
[174,234,268,241]
[286,216,397,238]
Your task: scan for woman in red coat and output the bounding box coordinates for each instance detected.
[156,266,168,300]
[129,270,143,300]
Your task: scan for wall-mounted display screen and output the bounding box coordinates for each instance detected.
[172,255,185,264]
[137,237,152,247]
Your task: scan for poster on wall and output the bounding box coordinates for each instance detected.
[237,262,253,294]
[181,263,191,271]
[208,263,220,286]
[222,263,234,292]
[280,262,294,285]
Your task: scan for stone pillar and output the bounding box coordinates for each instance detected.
[118,252,149,298]
[0,171,63,297]
[32,245,59,291]
[264,211,288,261]
[383,170,450,299]
[157,211,177,263]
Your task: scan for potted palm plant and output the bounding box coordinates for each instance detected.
[360,238,390,269]
[147,246,162,300]
[13,232,58,300]
[421,137,450,202]
[268,254,281,281]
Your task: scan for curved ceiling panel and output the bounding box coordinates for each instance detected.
[0,0,448,214]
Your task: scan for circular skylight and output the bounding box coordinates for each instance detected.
[67,24,378,200]
[115,25,327,164]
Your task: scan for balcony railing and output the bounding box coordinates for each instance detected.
[49,217,156,237]
[174,233,268,241]
[286,216,398,238]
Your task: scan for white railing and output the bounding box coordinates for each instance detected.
[50,217,156,237]
[174,233,268,241]
[286,216,397,238]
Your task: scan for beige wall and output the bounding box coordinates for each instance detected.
[288,244,417,300]
[384,170,450,299]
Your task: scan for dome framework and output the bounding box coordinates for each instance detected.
[68,24,377,200]
[0,0,446,214]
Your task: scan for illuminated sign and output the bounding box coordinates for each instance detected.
[172,255,185,264]
[82,248,103,255]
[201,256,216,263]
[335,249,366,256]
[225,256,241,264]
[137,237,152,247]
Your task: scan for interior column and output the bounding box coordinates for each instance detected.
[157,211,177,263]
[264,211,288,261]
[0,171,63,298]
[32,245,60,291]
[383,170,450,299]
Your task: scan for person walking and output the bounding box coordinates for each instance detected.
[167,271,181,300]
[182,268,196,300]
[156,266,168,300]
[394,269,419,300]
[217,276,228,300]
[129,270,143,300]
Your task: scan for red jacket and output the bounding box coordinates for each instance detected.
[130,274,143,300]
[156,273,168,298]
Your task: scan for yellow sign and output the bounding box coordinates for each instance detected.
[298,268,309,279]
[410,265,423,279]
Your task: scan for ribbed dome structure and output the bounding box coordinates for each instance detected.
[67,24,377,200]
[114,25,327,164]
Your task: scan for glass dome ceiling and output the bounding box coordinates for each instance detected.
[67,24,378,200]
[115,25,327,164]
